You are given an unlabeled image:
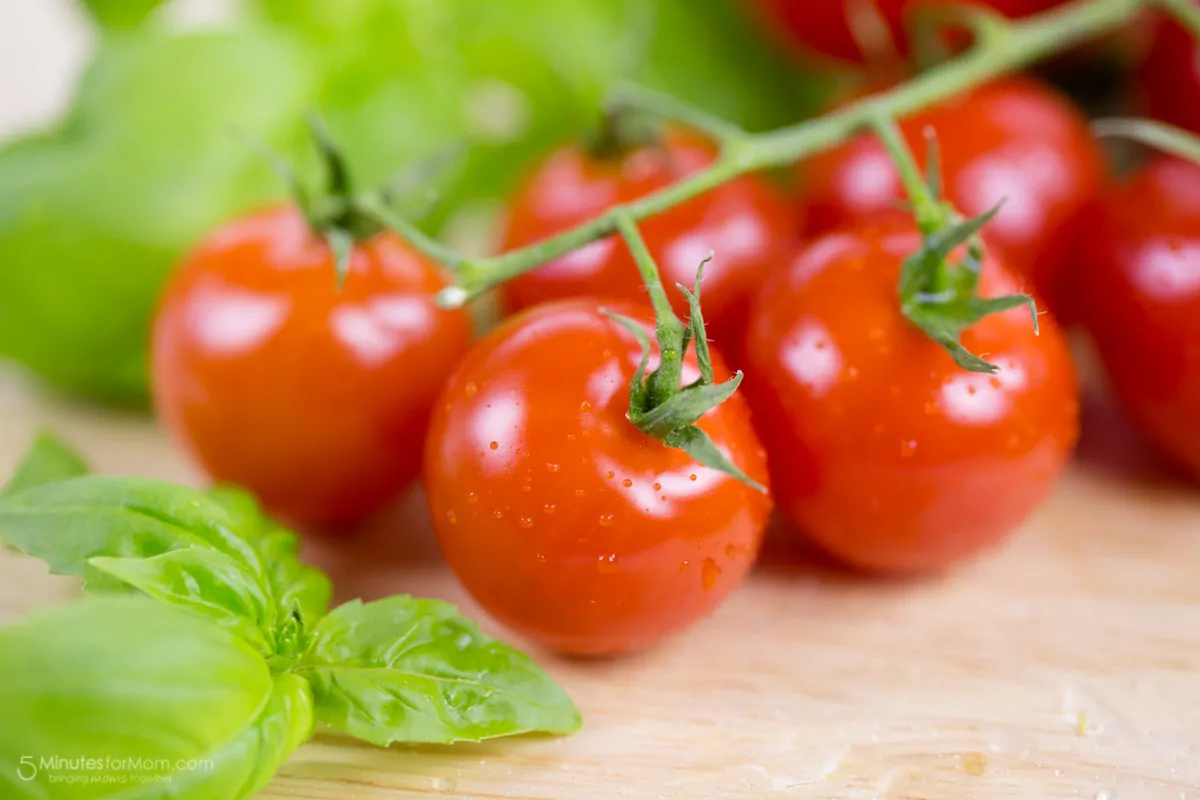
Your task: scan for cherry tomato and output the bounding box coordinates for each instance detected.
[1076,157,1200,477]
[423,300,771,655]
[796,77,1103,316]
[500,130,793,349]
[1139,10,1200,136]
[152,205,473,530]
[754,0,1067,65]
[743,220,1078,573]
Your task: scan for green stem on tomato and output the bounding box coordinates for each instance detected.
[428,0,1152,307]
[1093,118,1200,165]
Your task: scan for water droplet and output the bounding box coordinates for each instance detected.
[464,383,477,397]
[601,349,613,358]
[689,474,697,481]
[522,484,532,492]
[580,400,592,412]
[518,516,534,529]
[622,478,633,488]
[467,492,479,504]
[493,510,503,520]
[923,399,939,415]
[1054,769,1065,778]
[489,441,499,450]
[574,488,585,497]
[725,543,750,557]
[606,471,615,479]
[989,376,1002,389]
[543,504,556,514]
[566,433,577,441]
[653,482,662,491]
[445,510,457,525]
[432,777,458,792]
[900,440,918,458]
[967,385,977,396]
[702,558,722,590]
[815,340,826,351]
[1095,791,1117,800]
[960,752,987,777]
[597,553,618,573]
[546,462,560,473]
[535,553,547,563]
[679,559,691,572]
[597,514,615,527]
[660,495,667,502]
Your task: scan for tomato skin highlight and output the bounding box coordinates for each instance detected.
[151,205,473,530]
[423,300,771,655]
[1139,8,1200,136]
[500,130,794,350]
[1076,158,1200,477]
[796,77,1103,316]
[743,221,1078,574]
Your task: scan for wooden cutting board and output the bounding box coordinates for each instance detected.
[1,367,1198,800]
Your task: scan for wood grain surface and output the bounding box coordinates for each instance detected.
[2,366,1198,800]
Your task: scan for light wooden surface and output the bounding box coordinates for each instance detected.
[2,365,1199,800]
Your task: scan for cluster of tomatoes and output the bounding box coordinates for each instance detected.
[150,0,1200,656]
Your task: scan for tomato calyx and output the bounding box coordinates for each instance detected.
[872,117,1038,374]
[607,214,765,493]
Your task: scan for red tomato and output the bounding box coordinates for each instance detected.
[500,130,793,349]
[743,220,1078,573]
[754,0,1067,65]
[1139,9,1200,136]
[796,77,1103,316]
[1076,158,1200,477]
[423,300,771,655]
[152,205,473,529]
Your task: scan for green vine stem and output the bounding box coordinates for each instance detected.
[1093,118,1200,164]
[377,0,1161,308]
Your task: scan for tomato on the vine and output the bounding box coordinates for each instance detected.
[423,300,771,655]
[1076,157,1200,477]
[152,205,473,530]
[500,129,793,349]
[796,77,1103,316]
[753,0,1068,65]
[744,219,1078,573]
[1139,10,1200,136]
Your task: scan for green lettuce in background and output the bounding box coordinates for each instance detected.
[0,0,826,406]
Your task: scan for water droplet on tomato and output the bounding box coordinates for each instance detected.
[660,495,667,502]
[518,516,534,529]
[601,349,612,358]
[566,433,577,441]
[597,514,615,527]
[467,492,479,504]
[535,553,547,563]
[622,478,633,488]
[543,504,556,514]
[606,471,615,479]
[464,383,477,397]
[652,482,662,491]
[689,474,697,481]
[522,484,532,492]
[679,559,691,572]
[900,440,918,457]
[445,510,457,525]
[580,400,592,412]
[493,510,503,520]
[489,441,499,450]
[597,553,619,573]
[574,488,585,497]
[702,558,722,590]
[989,376,1002,389]
[546,463,560,473]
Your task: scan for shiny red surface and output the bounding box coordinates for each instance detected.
[754,0,1068,64]
[744,220,1078,573]
[1077,158,1200,477]
[500,130,794,350]
[796,77,1103,316]
[423,301,771,655]
[152,205,473,530]
[1139,7,1200,136]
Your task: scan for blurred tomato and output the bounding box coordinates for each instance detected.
[754,0,1068,65]
[152,206,473,530]
[500,129,793,350]
[744,219,1078,573]
[1139,8,1200,135]
[796,77,1103,316]
[1076,157,1200,478]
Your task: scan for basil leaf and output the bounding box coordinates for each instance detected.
[298,597,581,745]
[0,476,266,591]
[207,487,332,629]
[1,431,90,497]
[0,597,313,800]
[89,547,276,653]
